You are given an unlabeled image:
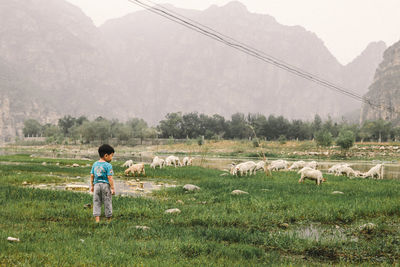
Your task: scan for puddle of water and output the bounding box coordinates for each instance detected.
[26,178,177,197]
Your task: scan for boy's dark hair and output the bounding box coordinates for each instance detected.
[98,144,115,158]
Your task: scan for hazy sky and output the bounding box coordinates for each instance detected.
[65,0,400,65]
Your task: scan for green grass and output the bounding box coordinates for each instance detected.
[1,156,400,265]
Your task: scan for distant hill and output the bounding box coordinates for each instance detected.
[0,0,128,117]
[361,40,400,123]
[100,1,386,124]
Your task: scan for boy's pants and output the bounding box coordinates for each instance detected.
[93,183,112,218]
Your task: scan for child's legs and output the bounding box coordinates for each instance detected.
[93,183,103,217]
[102,184,113,218]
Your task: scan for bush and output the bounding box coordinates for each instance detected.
[278,135,287,144]
[197,136,204,146]
[336,130,355,150]
[315,130,333,147]
[252,138,260,147]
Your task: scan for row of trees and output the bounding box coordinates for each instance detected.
[158,112,399,142]
[23,116,156,144]
[22,112,400,145]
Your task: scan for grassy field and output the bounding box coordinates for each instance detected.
[1,154,400,266]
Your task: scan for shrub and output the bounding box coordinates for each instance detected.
[336,130,355,150]
[278,135,287,144]
[252,138,260,147]
[315,130,333,147]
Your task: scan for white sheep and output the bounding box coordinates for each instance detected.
[182,157,193,166]
[234,161,257,176]
[363,164,384,179]
[267,160,289,172]
[334,165,358,177]
[288,160,306,171]
[254,160,267,173]
[124,163,145,176]
[122,160,134,168]
[304,161,318,169]
[328,163,350,174]
[165,155,182,167]
[150,156,165,169]
[298,167,326,185]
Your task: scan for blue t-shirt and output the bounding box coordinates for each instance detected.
[90,161,114,184]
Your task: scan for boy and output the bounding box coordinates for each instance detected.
[90,144,115,222]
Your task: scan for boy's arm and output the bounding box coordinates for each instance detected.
[108,176,115,195]
[90,174,94,192]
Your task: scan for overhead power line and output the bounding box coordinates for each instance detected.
[128,0,395,116]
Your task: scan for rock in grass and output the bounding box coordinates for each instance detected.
[359,223,376,233]
[42,162,47,166]
[183,184,200,191]
[231,190,248,195]
[165,208,181,214]
[72,163,80,167]
[332,191,344,194]
[83,203,92,209]
[136,225,150,231]
[279,223,289,229]
[7,237,20,242]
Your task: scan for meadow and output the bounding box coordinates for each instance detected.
[1,153,400,266]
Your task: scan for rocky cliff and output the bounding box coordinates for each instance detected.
[361,40,400,123]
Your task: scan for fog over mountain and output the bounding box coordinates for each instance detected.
[0,0,387,140]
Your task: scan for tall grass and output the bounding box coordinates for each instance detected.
[1,157,400,265]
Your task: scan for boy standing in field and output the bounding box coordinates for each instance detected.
[90,144,115,223]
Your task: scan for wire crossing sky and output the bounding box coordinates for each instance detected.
[127,0,395,116]
[66,0,400,65]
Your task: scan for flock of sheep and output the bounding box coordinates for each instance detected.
[122,156,193,176]
[228,159,384,185]
[122,156,384,186]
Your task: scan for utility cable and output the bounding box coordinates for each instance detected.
[128,0,395,115]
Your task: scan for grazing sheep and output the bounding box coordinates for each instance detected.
[335,165,358,177]
[363,164,384,179]
[234,161,257,176]
[165,156,182,167]
[182,157,193,166]
[150,156,164,169]
[122,160,134,168]
[124,163,145,176]
[298,167,326,185]
[288,160,306,171]
[304,161,318,169]
[267,160,289,172]
[328,163,349,174]
[254,160,267,173]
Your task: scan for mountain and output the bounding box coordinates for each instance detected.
[0,0,387,141]
[361,40,400,123]
[0,0,129,122]
[100,1,385,124]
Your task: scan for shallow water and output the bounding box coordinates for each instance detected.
[28,178,177,197]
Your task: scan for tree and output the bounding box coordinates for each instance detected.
[182,112,200,138]
[312,114,322,135]
[23,119,42,137]
[58,115,76,136]
[228,113,252,139]
[336,130,355,151]
[314,129,333,147]
[158,112,184,138]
